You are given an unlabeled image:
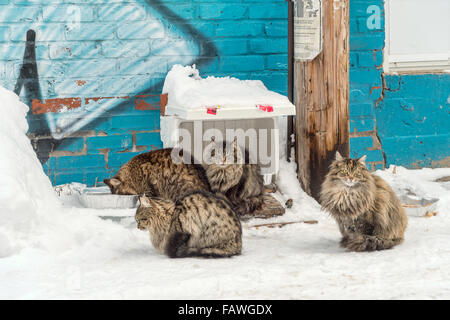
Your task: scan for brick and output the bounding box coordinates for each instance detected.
[53,172,86,186]
[249,3,287,19]
[195,57,219,74]
[350,84,371,103]
[265,21,287,37]
[349,103,374,117]
[350,34,384,51]
[65,23,116,40]
[98,4,146,21]
[350,1,383,18]
[362,149,384,162]
[0,6,41,22]
[55,137,85,153]
[86,134,133,151]
[350,118,376,133]
[156,4,195,20]
[216,22,264,37]
[135,132,163,149]
[199,4,247,20]
[349,52,358,68]
[66,59,117,77]
[9,24,65,41]
[357,17,384,33]
[220,56,265,72]
[182,21,217,38]
[55,154,106,170]
[266,54,287,70]
[43,6,94,22]
[382,135,450,168]
[117,57,167,75]
[350,69,382,85]
[251,72,287,94]
[102,40,150,58]
[249,38,287,54]
[349,136,374,154]
[53,79,101,96]
[210,39,248,55]
[117,20,165,40]
[110,113,160,131]
[49,41,101,59]
[350,19,358,34]
[107,151,142,169]
[0,26,10,41]
[357,51,383,67]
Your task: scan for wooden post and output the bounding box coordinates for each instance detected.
[286,0,294,162]
[295,0,349,200]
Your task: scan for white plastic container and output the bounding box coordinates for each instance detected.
[160,102,295,185]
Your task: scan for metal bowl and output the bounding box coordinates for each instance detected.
[79,187,139,209]
[399,194,439,217]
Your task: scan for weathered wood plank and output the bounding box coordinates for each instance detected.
[241,194,285,220]
[295,0,350,200]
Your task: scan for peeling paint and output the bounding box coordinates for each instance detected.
[32,97,82,114]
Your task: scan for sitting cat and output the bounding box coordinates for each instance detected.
[320,151,407,252]
[135,191,242,258]
[203,139,265,217]
[104,148,210,201]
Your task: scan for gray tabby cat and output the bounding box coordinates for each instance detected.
[320,151,407,252]
[203,139,265,217]
[136,191,242,258]
[103,148,210,201]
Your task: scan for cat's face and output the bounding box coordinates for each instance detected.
[135,196,174,230]
[204,139,244,167]
[329,152,369,188]
[104,178,137,195]
[203,139,244,192]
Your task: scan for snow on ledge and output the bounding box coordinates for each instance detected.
[162,65,295,118]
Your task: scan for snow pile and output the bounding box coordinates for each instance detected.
[162,64,294,109]
[0,87,144,261]
[0,87,60,257]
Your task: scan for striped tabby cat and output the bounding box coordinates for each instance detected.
[203,139,265,216]
[320,151,407,252]
[136,191,242,258]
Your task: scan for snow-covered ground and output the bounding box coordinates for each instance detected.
[1,86,450,299]
[1,161,449,299]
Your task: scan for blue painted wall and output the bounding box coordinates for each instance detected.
[0,0,447,186]
[0,0,288,186]
[349,0,450,170]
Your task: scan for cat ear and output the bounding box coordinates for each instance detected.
[335,151,343,161]
[139,196,152,207]
[104,178,121,187]
[358,155,367,165]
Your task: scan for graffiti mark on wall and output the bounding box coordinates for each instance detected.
[3,0,217,164]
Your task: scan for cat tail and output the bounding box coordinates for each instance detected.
[165,232,192,258]
[343,234,404,252]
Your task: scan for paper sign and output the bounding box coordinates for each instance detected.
[293,0,323,61]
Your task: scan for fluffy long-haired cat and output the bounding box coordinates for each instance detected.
[203,139,265,216]
[136,191,242,258]
[103,148,210,201]
[320,151,407,252]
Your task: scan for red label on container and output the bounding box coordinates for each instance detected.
[206,107,217,115]
[257,104,274,112]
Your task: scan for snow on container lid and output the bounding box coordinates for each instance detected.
[161,65,295,120]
